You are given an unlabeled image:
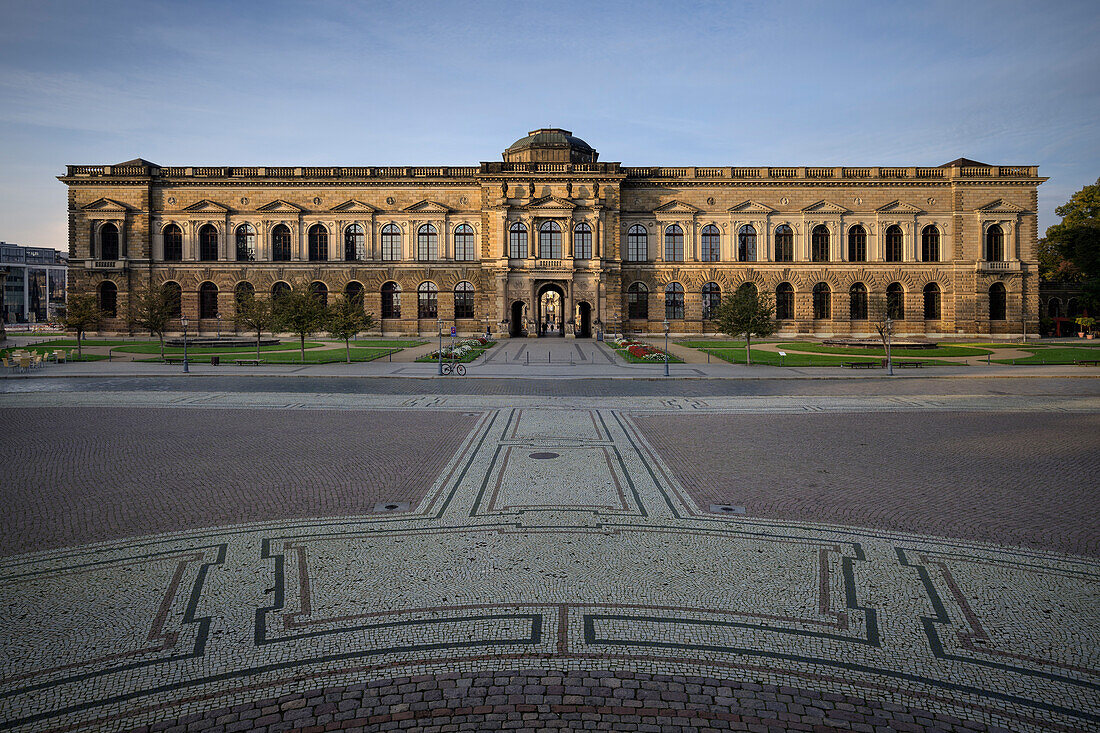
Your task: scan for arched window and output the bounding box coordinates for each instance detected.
[539,221,562,259]
[774,224,794,262]
[271,281,291,300]
[737,282,758,299]
[1067,298,1079,318]
[847,225,866,262]
[627,282,648,319]
[381,282,400,318]
[986,224,1005,261]
[309,281,328,307]
[454,224,475,261]
[573,222,592,259]
[199,224,218,261]
[98,281,117,317]
[886,282,905,320]
[664,225,684,261]
[849,283,868,320]
[627,224,647,261]
[199,281,218,319]
[921,225,940,262]
[812,283,831,319]
[100,223,119,260]
[417,224,438,261]
[989,282,1007,320]
[235,224,256,262]
[417,282,438,319]
[234,281,254,307]
[308,224,328,261]
[885,225,903,262]
[272,224,292,262]
[924,283,941,320]
[163,282,182,318]
[344,281,364,308]
[344,224,364,261]
[665,282,684,320]
[776,283,794,320]
[811,225,830,262]
[737,225,757,262]
[701,224,720,262]
[163,224,182,262]
[381,223,401,261]
[1047,298,1061,318]
[454,281,475,319]
[509,222,528,259]
[701,282,721,320]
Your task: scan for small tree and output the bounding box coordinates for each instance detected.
[712,286,777,365]
[869,295,897,374]
[273,289,327,363]
[127,282,174,360]
[61,293,103,358]
[234,292,276,360]
[326,294,375,363]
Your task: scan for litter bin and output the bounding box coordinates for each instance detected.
[210,355,220,366]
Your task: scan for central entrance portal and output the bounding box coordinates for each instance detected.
[536,283,565,337]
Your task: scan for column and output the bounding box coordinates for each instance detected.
[593,210,602,259]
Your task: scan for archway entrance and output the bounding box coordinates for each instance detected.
[576,301,592,338]
[537,284,565,337]
[509,300,526,337]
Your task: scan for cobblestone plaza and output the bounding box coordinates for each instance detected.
[1,378,1097,732]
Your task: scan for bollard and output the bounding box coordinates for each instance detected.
[548,350,551,364]
[526,351,529,365]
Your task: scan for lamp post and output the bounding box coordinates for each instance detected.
[216,313,222,338]
[180,317,189,373]
[437,317,444,375]
[663,319,670,377]
[885,314,894,377]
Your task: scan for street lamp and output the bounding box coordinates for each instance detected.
[663,319,670,377]
[216,313,222,338]
[180,317,190,373]
[437,317,444,375]
[885,314,894,377]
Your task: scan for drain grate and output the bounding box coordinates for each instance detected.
[709,504,746,515]
[374,501,411,513]
[529,452,560,460]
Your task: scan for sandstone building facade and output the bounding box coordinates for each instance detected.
[60,129,1045,338]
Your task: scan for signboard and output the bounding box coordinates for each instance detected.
[450,326,457,336]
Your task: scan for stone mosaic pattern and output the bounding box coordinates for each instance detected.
[0,396,1097,732]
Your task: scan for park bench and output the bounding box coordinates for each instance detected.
[234,358,265,366]
[842,361,879,369]
[895,361,927,368]
[1075,359,1100,366]
[163,357,184,364]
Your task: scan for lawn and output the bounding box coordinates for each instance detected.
[415,343,496,363]
[23,338,145,347]
[351,339,426,348]
[677,340,749,349]
[114,341,324,354]
[991,347,1100,365]
[611,347,684,364]
[138,347,398,364]
[701,348,953,367]
[774,342,990,358]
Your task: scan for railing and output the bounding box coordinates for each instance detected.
[962,166,993,177]
[731,167,761,178]
[696,167,724,178]
[977,260,1020,272]
[881,167,908,178]
[534,259,570,270]
[915,167,945,178]
[768,167,797,178]
[998,166,1031,177]
[843,167,872,178]
[807,167,834,179]
[86,260,126,270]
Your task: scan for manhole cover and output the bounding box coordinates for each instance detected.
[709,504,746,515]
[529,452,560,460]
[373,501,410,513]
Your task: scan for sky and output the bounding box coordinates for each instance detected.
[1,0,1097,250]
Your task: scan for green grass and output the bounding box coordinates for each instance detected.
[990,347,1100,365]
[351,339,426,348]
[610,347,684,364]
[2,346,108,362]
[24,338,144,347]
[774,342,990,358]
[138,347,398,364]
[702,348,952,367]
[113,340,324,355]
[677,340,748,348]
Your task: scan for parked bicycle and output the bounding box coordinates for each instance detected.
[441,361,466,376]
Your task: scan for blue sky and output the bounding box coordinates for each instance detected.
[1,0,1097,249]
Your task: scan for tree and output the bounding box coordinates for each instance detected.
[234,292,276,360]
[711,286,777,365]
[868,294,896,374]
[1046,178,1100,313]
[272,289,327,363]
[61,293,103,358]
[326,294,375,363]
[127,282,174,360]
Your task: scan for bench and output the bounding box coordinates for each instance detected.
[163,357,184,364]
[234,358,265,366]
[895,361,927,368]
[843,361,879,369]
[1075,359,1100,366]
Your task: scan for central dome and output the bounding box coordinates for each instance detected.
[503,128,598,163]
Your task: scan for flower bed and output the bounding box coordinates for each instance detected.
[606,335,682,363]
[416,338,496,363]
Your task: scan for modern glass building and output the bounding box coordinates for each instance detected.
[1,243,68,323]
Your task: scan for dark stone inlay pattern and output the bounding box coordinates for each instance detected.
[529,451,560,459]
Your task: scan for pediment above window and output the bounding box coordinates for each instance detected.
[181,199,231,213]
[81,197,130,212]
[801,200,849,215]
[728,200,776,215]
[257,199,305,213]
[653,200,701,215]
[875,199,923,214]
[524,195,577,211]
[330,199,378,213]
[403,199,451,213]
[975,199,1025,214]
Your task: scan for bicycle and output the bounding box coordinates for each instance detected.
[441,361,466,376]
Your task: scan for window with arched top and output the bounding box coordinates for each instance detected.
[737,282,758,299]
[849,283,868,320]
[272,224,292,262]
[309,281,328,307]
[924,283,941,320]
[989,282,1007,320]
[344,224,364,261]
[776,283,794,320]
[234,281,254,308]
[199,224,218,261]
[454,224,475,261]
[885,225,903,262]
[701,224,720,262]
[381,223,401,261]
[100,223,120,260]
[199,281,218,318]
[235,224,256,262]
[98,280,117,317]
[271,281,291,300]
[775,224,794,262]
[573,222,592,259]
[627,282,648,319]
[163,224,182,262]
[847,225,866,262]
[664,225,684,261]
[986,224,1005,262]
[627,224,647,262]
[381,281,400,318]
[344,281,364,308]
[886,282,905,320]
[1047,298,1061,318]
[921,225,940,262]
[737,225,757,262]
[665,282,684,320]
[308,224,328,261]
[812,283,831,319]
[417,281,438,319]
[538,221,562,259]
[509,222,528,259]
[418,224,438,261]
[811,225,830,262]
[163,281,182,318]
[1067,298,1080,318]
[702,282,721,320]
[454,281,475,319]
